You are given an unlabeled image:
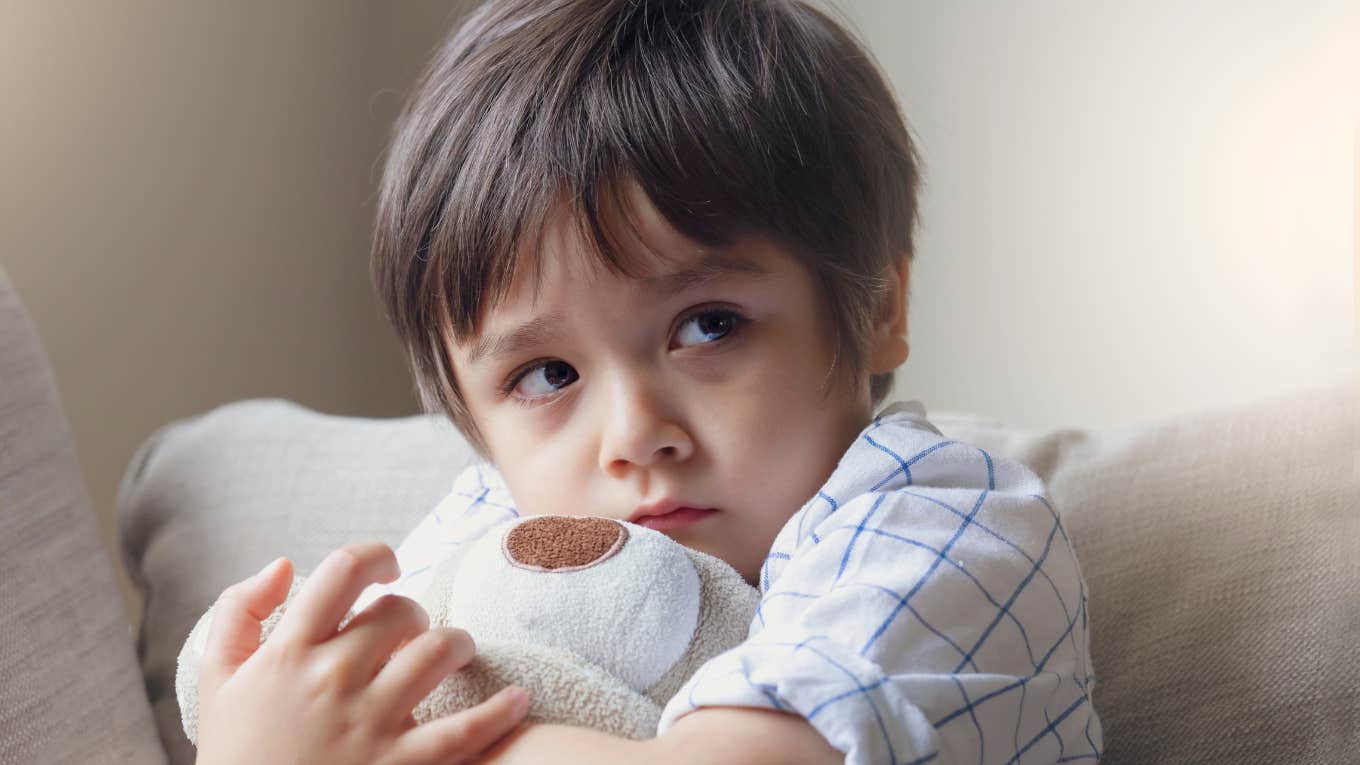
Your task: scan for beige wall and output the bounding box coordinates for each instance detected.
[848,0,1359,428]
[3,1,1356,623]
[1,1,463,622]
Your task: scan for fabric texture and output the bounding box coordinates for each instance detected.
[0,267,167,764]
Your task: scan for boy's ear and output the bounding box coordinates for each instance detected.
[868,254,910,374]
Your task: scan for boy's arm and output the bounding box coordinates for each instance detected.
[480,707,841,765]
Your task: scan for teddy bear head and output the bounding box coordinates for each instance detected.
[414,514,760,737]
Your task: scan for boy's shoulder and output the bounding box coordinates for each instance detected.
[767,399,1082,610]
[823,399,1046,501]
[766,398,1064,587]
[871,399,938,432]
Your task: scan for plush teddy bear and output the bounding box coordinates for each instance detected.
[176,515,760,744]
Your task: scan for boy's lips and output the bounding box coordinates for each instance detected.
[629,500,718,532]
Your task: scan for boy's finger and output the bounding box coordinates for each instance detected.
[326,594,430,687]
[389,684,529,764]
[274,541,400,645]
[200,557,293,685]
[368,627,475,722]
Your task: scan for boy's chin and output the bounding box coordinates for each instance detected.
[663,532,761,587]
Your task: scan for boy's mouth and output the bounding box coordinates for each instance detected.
[629,500,718,532]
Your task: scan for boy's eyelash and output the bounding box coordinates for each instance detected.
[673,305,748,346]
[496,305,749,401]
[507,390,552,409]
[499,358,554,397]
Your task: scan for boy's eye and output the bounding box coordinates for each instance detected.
[674,309,742,348]
[510,360,579,398]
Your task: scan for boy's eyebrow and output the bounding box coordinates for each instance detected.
[640,252,769,293]
[467,253,768,365]
[467,313,566,365]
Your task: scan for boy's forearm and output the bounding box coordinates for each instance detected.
[474,721,644,765]
[478,707,841,765]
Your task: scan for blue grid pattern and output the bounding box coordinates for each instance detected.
[657,401,1102,764]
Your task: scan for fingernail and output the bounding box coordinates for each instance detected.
[505,685,529,714]
[253,557,284,582]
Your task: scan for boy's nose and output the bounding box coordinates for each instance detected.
[598,378,694,476]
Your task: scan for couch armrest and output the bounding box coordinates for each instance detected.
[0,267,167,764]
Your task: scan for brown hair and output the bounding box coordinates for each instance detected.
[372,0,921,455]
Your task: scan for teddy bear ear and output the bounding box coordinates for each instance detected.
[502,516,628,573]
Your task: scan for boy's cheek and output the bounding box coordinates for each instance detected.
[496,450,593,517]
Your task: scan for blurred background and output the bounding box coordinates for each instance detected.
[2,0,1356,623]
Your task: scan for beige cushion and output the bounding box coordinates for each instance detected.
[0,268,167,764]
[120,376,1359,764]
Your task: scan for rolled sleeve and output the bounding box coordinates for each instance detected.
[662,625,945,764]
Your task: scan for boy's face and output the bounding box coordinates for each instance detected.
[448,190,905,585]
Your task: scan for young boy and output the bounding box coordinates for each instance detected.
[193,1,1102,763]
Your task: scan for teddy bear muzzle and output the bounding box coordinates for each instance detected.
[502,516,628,572]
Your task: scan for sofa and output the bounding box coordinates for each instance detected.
[2,264,1356,764]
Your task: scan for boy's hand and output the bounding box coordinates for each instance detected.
[195,542,530,765]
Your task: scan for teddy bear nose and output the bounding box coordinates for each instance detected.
[503,516,628,572]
